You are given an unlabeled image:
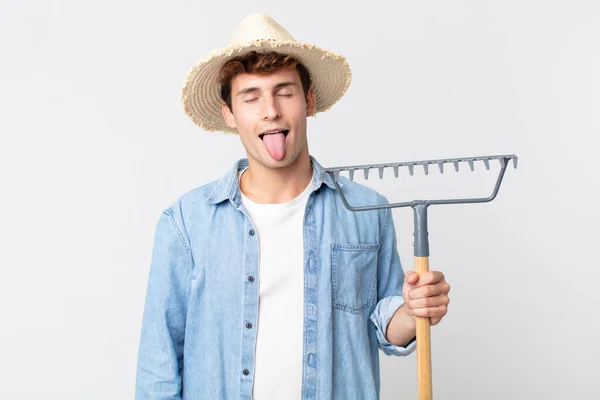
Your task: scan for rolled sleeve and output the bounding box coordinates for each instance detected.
[370,296,416,356]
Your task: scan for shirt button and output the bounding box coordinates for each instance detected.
[246,322,253,329]
[243,369,249,376]
[247,275,255,282]
[249,229,255,236]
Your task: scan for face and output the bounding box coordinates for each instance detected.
[221,67,316,170]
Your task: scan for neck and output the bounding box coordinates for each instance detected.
[240,152,313,204]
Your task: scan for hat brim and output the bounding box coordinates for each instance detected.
[181,40,352,133]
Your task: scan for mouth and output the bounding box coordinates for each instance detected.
[258,129,290,140]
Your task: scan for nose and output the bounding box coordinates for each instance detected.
[261,95,281,121]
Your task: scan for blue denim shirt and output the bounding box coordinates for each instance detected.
[135,156,416,400]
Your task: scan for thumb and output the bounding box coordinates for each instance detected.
[405,271,419,286]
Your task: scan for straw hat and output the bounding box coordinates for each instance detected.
[181,13,352,133]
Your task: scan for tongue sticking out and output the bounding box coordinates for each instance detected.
[262,133,286,161]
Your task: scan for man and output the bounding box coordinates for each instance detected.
[136,13,450,400]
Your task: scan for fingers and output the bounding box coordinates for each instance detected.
[408,281,450,300]
[404,270,450,325]
[407,295,450,310]
[409,304,448,320]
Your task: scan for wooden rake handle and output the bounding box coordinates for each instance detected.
[415,255,432,400]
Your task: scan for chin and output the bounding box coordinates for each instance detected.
[260,153,295,168]
[265,157,292,168]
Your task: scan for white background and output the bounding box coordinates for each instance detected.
[1,1,598,399]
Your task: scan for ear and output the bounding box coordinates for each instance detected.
[306,88,316,117]
[221,102,237,129]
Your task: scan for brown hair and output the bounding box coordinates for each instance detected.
[218,51,312,111]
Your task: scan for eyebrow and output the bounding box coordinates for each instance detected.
[235,81,298,97]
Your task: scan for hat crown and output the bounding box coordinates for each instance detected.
[227,13,296,46]
[182,13,351,133]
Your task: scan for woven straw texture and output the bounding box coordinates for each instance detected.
[181,14,352,133]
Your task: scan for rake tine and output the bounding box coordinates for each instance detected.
[324,154,517,188]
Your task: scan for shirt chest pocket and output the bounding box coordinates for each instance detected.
[331,243,379,314]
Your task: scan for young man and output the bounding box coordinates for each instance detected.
[136,14,450,400]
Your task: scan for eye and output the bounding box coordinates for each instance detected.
[244,98,258,103]
[277,93,293,98]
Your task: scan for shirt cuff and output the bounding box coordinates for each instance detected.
[369,296,417,356]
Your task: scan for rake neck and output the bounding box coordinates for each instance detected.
[413,203,430,257]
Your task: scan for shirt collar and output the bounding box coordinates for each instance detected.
[206,156,337,205]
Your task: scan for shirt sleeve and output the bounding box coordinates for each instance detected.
[135,206,193,399]
[369,204,417,356]
[369,296,416,356]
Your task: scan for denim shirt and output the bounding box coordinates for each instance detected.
[135,156,416,400]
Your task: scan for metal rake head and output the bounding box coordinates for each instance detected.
[321,154,518,212]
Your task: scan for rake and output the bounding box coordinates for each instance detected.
[322,154,518,400]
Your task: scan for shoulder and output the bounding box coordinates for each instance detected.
[162,179,220,218]
[312,155,388,207]
[334,176,389,207]
[323,177,393,240]
[157,180,221,238]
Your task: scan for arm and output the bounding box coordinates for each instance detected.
[135,207,193,400]
[385,304,416,347]
[369,206,417,356]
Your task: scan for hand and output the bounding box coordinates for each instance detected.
[402,271,451,326]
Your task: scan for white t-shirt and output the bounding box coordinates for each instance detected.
[239,171,312,399]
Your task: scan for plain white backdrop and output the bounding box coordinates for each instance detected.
[1,1,598,399]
